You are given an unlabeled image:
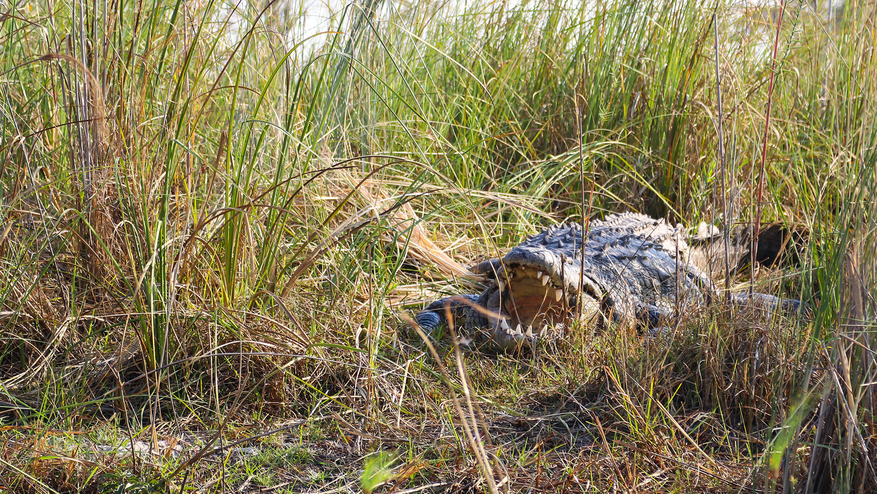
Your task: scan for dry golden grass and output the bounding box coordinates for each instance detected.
[1,0,875,491]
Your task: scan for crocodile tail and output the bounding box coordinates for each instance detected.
[688,222,808,275]
[730,292,813,320]
[414,295,480,334]
[415,306,444,333]
[741,224,809,270]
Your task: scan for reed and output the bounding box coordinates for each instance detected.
[0,0,873,490]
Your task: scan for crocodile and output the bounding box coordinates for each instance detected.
[415,213,808,350]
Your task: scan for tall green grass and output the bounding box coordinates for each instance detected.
[0,0,874,491]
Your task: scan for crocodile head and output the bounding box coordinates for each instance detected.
[469,223,604,350]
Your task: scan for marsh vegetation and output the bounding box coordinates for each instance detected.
[0,0,875,491]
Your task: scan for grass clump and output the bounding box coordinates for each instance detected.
[1,0,875,491]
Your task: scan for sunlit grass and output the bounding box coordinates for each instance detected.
[0,0,874,491]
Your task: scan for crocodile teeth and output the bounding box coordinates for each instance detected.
[555,289,564,302]
[497,280,505,291]
[541,274,550,285]
[515,323,523,334]
[526,325,534,337]
[536,270,543,280]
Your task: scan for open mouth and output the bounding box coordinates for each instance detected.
[474,262,575,348]
[497,266,568,329]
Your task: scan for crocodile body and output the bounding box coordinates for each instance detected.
[416,213,806,350]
